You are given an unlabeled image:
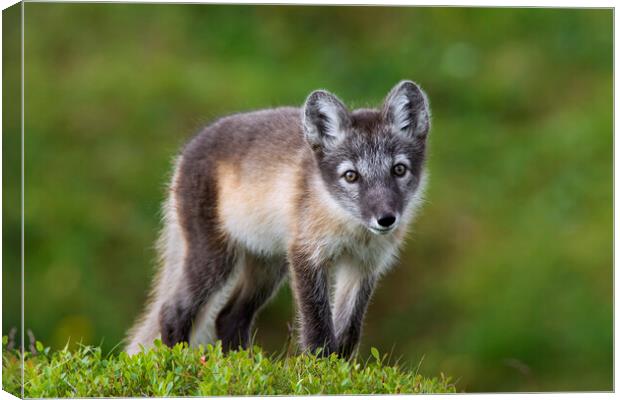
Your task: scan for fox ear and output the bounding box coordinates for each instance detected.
[382,80,430,139]
[302,90,351,150]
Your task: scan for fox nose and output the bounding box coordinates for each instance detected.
[377,214,396,228]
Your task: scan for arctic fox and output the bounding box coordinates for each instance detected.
[126,80,431,357]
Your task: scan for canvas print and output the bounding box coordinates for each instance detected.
[2,3,613,396]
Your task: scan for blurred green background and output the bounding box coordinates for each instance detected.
[3,4,612,392]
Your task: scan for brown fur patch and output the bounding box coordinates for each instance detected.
[216,159,303,254]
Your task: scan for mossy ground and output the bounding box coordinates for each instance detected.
[2,338,455,397]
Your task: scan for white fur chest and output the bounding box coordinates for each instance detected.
[336,230,402,275]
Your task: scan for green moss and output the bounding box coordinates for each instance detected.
[2,339,455,397]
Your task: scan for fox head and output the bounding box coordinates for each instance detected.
[302,80,431,235]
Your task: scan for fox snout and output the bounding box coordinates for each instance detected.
[368,212,400,234]
[361,187,403,234]
[377,214,397,228]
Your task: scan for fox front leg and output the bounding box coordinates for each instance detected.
[332,263,377,358]
[288,246,337,356]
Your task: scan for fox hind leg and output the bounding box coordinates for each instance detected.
[215,254,288,351]
[159,235,238,347]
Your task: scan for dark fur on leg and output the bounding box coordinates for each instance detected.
[216,256,287,351]
[159,240,237,347]
[159,300,194,347]
[289,246,337,356]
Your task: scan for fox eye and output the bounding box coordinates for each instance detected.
[343,170,359,183]
[392,163,407,177]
